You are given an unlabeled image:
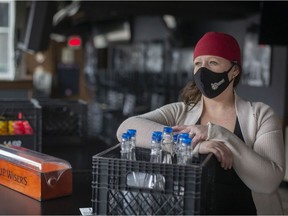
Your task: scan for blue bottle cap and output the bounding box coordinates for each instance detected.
[127,129,137,136]
[179,133,189,139]
[152,131,162,136]
[152,134,162,142]
[152,131,162,140]
[122,133,131,140]
[182,137,192,145]
[173,134,179,142]
[163,126,173,133]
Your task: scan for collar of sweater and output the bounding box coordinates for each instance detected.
[189,92,256,146]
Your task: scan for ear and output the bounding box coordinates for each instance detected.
[232,65,240,77]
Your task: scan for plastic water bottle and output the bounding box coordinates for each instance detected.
[177,137,192,165]
[161,126,174,164]
[173,133,179,153]
[120,132,131,160]
[121,131,138,214]
[144,131,164,190]
[173,133,179,143]
[123,131,137,185]
[127,129,137,161]
[127,129,136,147]
[150,131,162,164]
[142,131,165,215]
[175,133,189,158]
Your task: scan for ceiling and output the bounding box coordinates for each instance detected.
[53,1,261,36]
[78,1,261,22]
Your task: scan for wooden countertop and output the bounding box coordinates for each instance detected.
[0,78,33,90]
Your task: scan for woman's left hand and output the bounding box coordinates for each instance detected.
[198,140,233,170]
[172,124,209,147]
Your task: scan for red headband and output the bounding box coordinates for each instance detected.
[193,32,242,65]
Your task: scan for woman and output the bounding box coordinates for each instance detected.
[116,32,285,214]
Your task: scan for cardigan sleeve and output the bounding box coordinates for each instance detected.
[207,108,285,194]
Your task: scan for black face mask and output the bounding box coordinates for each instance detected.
[194,63,235,98]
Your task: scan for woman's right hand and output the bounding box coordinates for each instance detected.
[172,124,208,147]
[198,140,233,170]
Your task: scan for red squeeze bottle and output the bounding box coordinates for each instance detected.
[18,112,23,120]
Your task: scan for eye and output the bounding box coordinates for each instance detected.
[209,61,218,65]
[194,61,202,67]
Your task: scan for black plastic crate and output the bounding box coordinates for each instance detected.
[38,99,87,145]
[0,99,41,151]
[92,144,217,215]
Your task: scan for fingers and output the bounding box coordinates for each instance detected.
[173,125,209,146]
[199,141,233,170]
[173,125,233,169]
[172,125,189,133]
[214,145,233,170]
[214,144,233,170]
[209,147,222,162]
[191,134,206,147]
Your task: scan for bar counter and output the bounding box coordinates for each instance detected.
[0,171,92,215]
[0,141,110,215]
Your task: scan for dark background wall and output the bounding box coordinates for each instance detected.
[237,46,287,121]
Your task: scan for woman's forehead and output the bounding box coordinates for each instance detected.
[194,55,228,62]
[195,55,228,61]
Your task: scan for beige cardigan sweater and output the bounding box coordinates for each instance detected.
[117,93,285,215]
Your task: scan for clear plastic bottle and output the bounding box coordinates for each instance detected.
[150,131,162,164]
[122,131,137,214]
[177,137,192,165]
[120,132,131,160]
[173,133,179,153]
[127,129,137,161]
[127,131,164,215]
[127,129,136,148]
[175,133,189,158]
[122,131,137,184]
[173,133,179,143]
[143,131,164,190]
[161,126,174,164]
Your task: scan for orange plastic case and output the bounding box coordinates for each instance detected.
[0,145,72,201]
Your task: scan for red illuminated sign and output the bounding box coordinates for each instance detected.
[68,36,81,47]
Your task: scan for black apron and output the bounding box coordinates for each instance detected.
[198,118,257,215]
